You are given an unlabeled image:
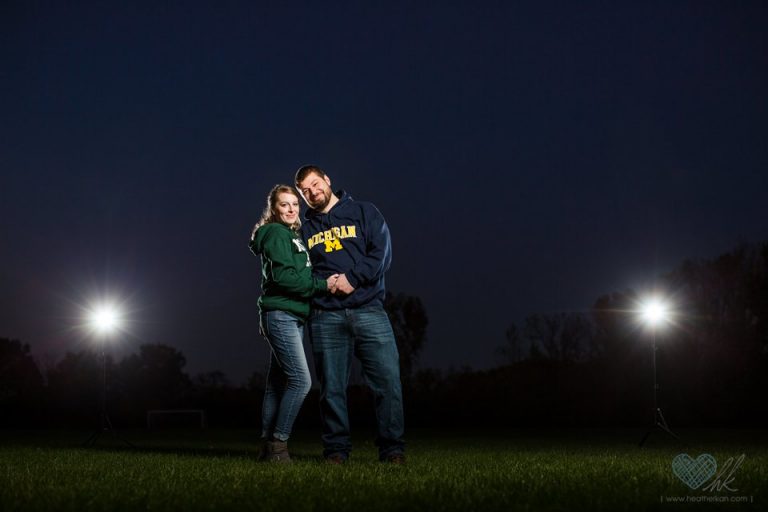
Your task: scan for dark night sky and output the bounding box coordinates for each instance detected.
[2,1,766,384]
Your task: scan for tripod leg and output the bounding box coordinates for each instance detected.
[83,424,104,447]
[102,412,136,448]
[108,426,136,449]
[655,408,679,439]
[83,430,99,447]
[638,429,652,447]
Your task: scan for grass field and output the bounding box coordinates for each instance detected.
[1,428,765,511]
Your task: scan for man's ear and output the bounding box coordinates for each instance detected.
[324,175,331,187]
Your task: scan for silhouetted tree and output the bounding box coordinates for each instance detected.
[591,290,641,361]
[496,323,524,364]
[384,292,428,382]
[523,313,593,362]
[1,338,44,399]
[194,370,230,389]
[116,344,191,414]
[46,350,108,425]
[661,242,768,424]
[0,338,44,425]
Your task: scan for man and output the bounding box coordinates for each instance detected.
[295,164,405,464]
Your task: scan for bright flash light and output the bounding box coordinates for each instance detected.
[89,306,121,334]
[640,298,670,327]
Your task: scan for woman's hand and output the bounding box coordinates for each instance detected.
[326,274,340,292]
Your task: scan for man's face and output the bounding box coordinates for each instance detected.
[298,172,333,211]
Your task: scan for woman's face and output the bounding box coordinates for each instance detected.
[275,192,300,225]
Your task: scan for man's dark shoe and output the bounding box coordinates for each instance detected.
[324,453,347,465]
[383,452,406,465]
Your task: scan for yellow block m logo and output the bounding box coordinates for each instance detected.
[323,239,343,252]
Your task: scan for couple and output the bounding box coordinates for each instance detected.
[249,165,405,464]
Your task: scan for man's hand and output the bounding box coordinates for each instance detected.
[333,274,355,295]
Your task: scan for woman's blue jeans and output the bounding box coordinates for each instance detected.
[307,303,405,460]
[260,310,312,442]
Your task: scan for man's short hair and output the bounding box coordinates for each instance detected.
[295,165,326,187]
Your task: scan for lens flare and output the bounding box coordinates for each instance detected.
[90,305,120,334]
[640,298,669,327]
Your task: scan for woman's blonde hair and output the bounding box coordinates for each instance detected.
[251,184,301,239]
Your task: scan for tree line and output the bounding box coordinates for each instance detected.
[407,241,768,427]
[2,241,767,428]
[0,291,428,429]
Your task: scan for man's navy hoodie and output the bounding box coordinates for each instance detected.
[300,190,392,310]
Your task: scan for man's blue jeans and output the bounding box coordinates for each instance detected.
[260,310,312,442]
[307,303,405,460]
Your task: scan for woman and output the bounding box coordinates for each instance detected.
[249,184,337,462]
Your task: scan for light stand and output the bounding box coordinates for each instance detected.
[637,299,680,447]
[83,307,134,448]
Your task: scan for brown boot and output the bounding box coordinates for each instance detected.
[264,440,291,463]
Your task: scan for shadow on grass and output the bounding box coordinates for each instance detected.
[0,428,331,462]
[2,428,766,457]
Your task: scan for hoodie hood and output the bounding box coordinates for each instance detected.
[249,222,284,256]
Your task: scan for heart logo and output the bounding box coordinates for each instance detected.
[672,453,717,489]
